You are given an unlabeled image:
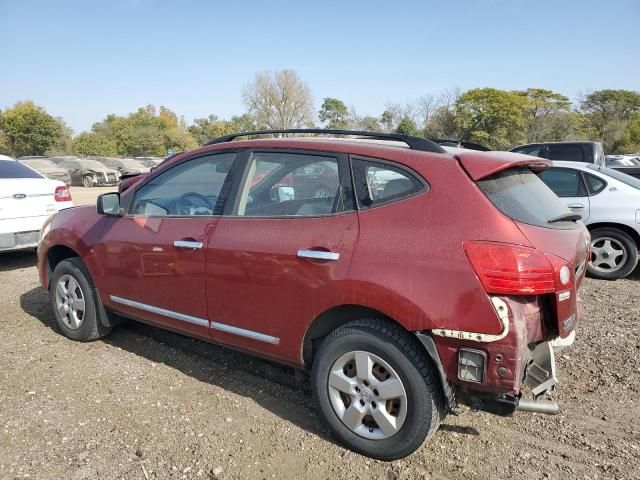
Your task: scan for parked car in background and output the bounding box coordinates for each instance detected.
[38,129,588,460]
[58,158,119,187]
[18,157,72,186]
[537,160,640,279]
[510,141,640,179]
[0,155,72,252]
[96,157,150,177]
[47,155,82,165]
[134,156,163,168]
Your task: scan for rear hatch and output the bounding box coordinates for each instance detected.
[457,151,589,338]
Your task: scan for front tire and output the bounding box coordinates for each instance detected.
[82,176,93,188]
[588,228,638,280]
[312,319,444,460]
[49,257,112,341]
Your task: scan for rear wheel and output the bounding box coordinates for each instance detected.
[312,318,444,460]
[49,257,112,341]
[82,176,93,188]
[588,228,638,280]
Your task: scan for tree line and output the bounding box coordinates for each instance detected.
[1,69,639,158]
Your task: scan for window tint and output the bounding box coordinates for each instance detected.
[352,159,425,209]
[130,153,235,216]
[546,145,585,162]
[477,167,574,229]
[0,160,42,179]
[237,152,352,217]
[538,168,586,197]
[584,172,607,195]
[512,145,542,157]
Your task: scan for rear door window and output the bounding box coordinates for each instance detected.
[538,168,587,197]
[584,172,607,195]
[0,160,42,179]
[351,158,426,209]
[477,167,574,228]
[546,145,586,162]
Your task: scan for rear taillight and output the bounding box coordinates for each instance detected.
[464,241,572,295]
[54,185,72,202]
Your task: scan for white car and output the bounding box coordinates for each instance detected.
[537,160,640,280]
[0,155,73,252]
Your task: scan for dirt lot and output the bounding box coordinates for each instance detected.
[0,191,639,479]
[69,187,116,206]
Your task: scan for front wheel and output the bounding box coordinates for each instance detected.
[82,176,93,188]
[49,257,112,341]
[588,227,638,280]
[312,319,444,460]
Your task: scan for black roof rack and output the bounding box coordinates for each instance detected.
[205,129,446,154]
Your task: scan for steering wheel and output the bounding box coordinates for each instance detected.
[176,192,214,215]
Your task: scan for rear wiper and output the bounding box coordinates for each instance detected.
[548,213,582,224]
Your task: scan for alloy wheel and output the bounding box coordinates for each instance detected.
[55,274,86,330]
[590,237,627,273]
[327,350,407,440]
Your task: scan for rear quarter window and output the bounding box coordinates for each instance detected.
[477,167,574,229]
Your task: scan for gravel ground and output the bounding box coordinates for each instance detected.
[0,251,639,480]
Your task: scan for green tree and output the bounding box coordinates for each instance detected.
[0,101,66,157]
[518,88,571,143]
[318,98,349,129]
[395,116,420,136]
[579,89,640,152]
[73,132,118,156]
[455,88,528,149]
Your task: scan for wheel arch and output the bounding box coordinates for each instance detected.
[45,244,81,289]
[587,222,640,248]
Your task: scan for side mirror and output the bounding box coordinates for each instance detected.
[271,186,295,202]
[97,192,123,216]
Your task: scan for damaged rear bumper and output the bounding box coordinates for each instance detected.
[457,340,561,416]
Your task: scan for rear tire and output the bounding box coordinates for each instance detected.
[49,257,112,341]
[312,318,444,460]
[588,228,638,280]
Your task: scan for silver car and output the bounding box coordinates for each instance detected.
[538,160,640,280]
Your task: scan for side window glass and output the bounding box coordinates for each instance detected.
[538,168,585,197]
[584,172,607,195]
[237,152,352,217]
[130,153,235,216]
[547,145,585,162]
[352,158,426,209]
[513,146,542,157]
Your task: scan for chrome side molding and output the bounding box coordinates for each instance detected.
[211,322,280,345]
[109,295,209,327]
[297,249,340,261]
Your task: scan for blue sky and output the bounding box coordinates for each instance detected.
[1,0,638,133]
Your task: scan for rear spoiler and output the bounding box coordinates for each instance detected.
[455,151,551,181]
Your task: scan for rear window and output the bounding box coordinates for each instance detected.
[0,160,42,179]
[546,145,585,162]
[477,167,574,228]
[586,164,640,190]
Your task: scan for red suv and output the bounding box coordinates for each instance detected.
[38,130,589,460]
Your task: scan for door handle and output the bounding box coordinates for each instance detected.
[568,203,585,210]
[174,240,203,250]
[297,249,340,261]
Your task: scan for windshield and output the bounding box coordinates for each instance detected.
[586,164,640,190]
[477,167,575,229]
[0,160,43,179]
[79,160,107,170]
[24,159,56,168]
[121,160,145,169]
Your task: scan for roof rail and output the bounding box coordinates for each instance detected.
[205,129,446,154]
